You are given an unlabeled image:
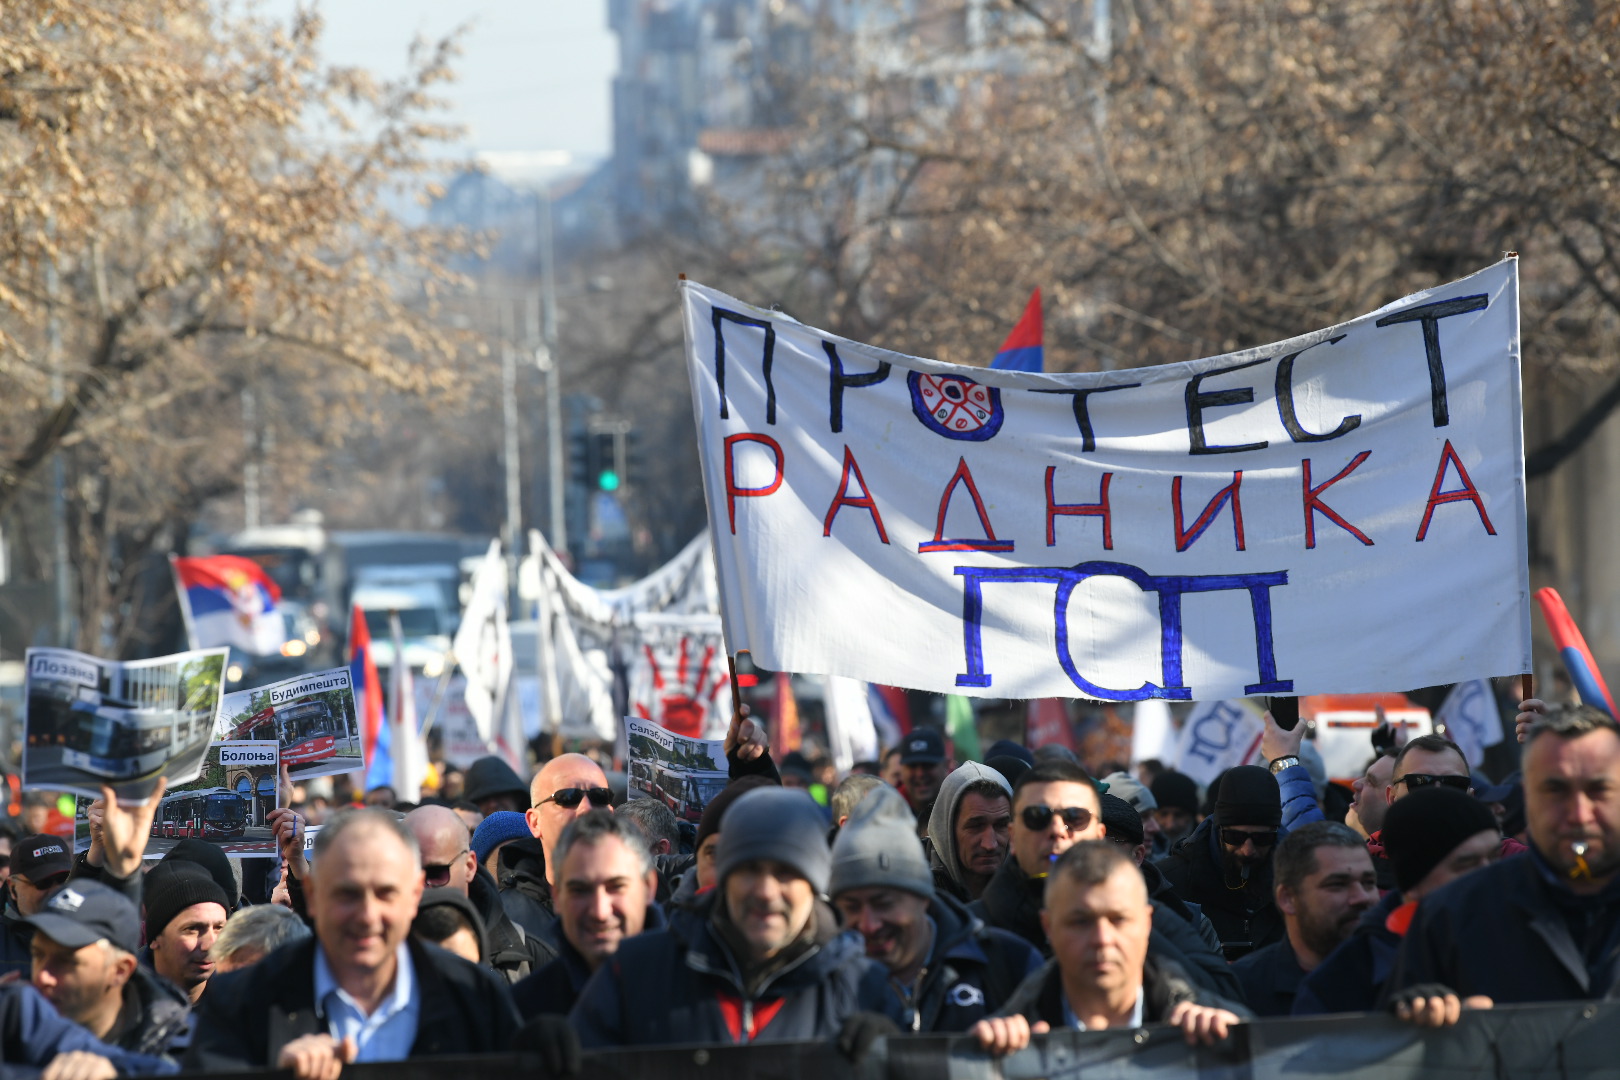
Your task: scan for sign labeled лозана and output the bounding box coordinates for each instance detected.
[682,260,1530,701]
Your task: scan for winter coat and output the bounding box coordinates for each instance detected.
[1,983,176,1079]
[1229,938,1307,1017]
[1141,860,1223,956]
[510,903,667,1020]
[1154,817,1284,959]
[1276,762,1325,833]
[0,904,30,980]
[1385,843,1620,1005]
[1292,889,1404,1016]
[969,855,1243,1000]
[184,937,520,1068]
[496,836,558,943]
[111,964,192,1058]
[895,893,1040,1033]
[569,889,900,1048]
[993,954,1250,1029]
[470,864,554,982]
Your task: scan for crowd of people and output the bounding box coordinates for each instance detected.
[1,691,1614,1078]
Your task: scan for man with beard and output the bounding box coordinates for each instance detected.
[926,763,1013,903]
[1229,823,1378,1016]
[1155,765,1285,960]
[1385,704,1620,1016]
[1149,772,1199,847]
[898,729,953,834]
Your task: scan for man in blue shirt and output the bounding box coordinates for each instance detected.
[186,809,519,1077]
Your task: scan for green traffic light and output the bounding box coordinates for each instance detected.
[598,470,621,492]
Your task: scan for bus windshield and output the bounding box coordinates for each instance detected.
[205,796,245,823]
[278,702,332,739]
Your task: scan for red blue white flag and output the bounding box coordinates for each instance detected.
[171,555,286,656]
[990,289,1043,372]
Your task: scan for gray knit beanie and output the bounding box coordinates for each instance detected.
[715,786,832,895]
[830,785,934,900]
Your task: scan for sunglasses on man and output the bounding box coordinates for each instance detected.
[423,849,469,889]
[1394,773,1471,793]
[537,786,613,810]
[1020,804,1094,833]
[1219,827,1279,850]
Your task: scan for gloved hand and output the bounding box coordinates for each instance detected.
[511,1014,583,1076]
[836,1011,901,1063]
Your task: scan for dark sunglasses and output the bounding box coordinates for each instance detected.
[1220,827,1278,849]
[423,849,469,888]
[20,872,69,891]
[1021,804,1094,832]
[1395,773,1471,793]
[538,786,613,810]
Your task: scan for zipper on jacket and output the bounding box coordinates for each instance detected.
[742,998,753,1037]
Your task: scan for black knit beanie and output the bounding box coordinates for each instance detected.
[165,839,238,907]
[1214,765,1282,828]
[1151,771,1199,816]
[1100,793,1145,846]
[144,861,230,940]
[1382,786,1498,894]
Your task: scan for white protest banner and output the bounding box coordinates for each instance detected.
[453,540,511,743]
[681,260,1530,701]
[1173,699,1266,786]
[627,613,731,740]
[1434,678,1503,768]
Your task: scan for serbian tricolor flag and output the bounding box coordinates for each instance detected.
[171,554,286,655]
[1536,587,1617,716]
[989,288,1043,372]
[348,604,386,772]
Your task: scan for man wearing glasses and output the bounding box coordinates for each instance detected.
[404,805,548,984]
[499,754,615,942]
[1156,765,1287,961]
[2,835,72,978]
[1368,734,1524,884]
[970,760,1105,955]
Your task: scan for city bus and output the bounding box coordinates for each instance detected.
[653,766,730,823]
[231,697,344,766]
[58,689,185,780]
[151,788,247,840]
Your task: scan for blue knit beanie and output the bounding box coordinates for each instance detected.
[472,811,533,863]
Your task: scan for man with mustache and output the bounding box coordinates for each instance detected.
[926,763,1014,903]
[1386,704,1620,1019]
[570,786,901,1050]
[1229,822,1378,1016]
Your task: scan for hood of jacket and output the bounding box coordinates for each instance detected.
[470,864,537,964]
[499,836,551,902]
[117,962,191,1056]
[926,763,1014,897]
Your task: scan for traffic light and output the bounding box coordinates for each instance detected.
[593,431,619,491]
[568,429,592,491]
[622,429,643,491]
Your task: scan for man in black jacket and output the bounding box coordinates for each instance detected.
[570,786,900,1047]
[510,810,665,1019]
[187,809,519,1074]
[971,762,1240,999]
[1385,704,1620,1016]
[831,785,1039,1032]
[973,842,1247,1054]
[1155,765,1286,960]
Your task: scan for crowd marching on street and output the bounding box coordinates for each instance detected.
[1,690,1614,1078]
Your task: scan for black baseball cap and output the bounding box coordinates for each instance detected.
[12,835,72,882]
[24,879,141,955]
[900,728,946,765]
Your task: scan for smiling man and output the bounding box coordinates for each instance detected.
[570,786,901,1048]
[510,810,663,1020]
[833,787,1038,1032]
[186,808,519,1077]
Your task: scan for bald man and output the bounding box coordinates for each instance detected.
[499,754,613,941]
[404,806,551,984]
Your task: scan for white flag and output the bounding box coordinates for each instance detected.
[453,540,512,742]
[1173,699,1266,787]
[1434,679,1503,768]
[823,676,880,774]
[389,614,429,799]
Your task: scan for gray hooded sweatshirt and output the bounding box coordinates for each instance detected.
[926,762,1015,898]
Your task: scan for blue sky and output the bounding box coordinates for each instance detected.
[265,1,618,175]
